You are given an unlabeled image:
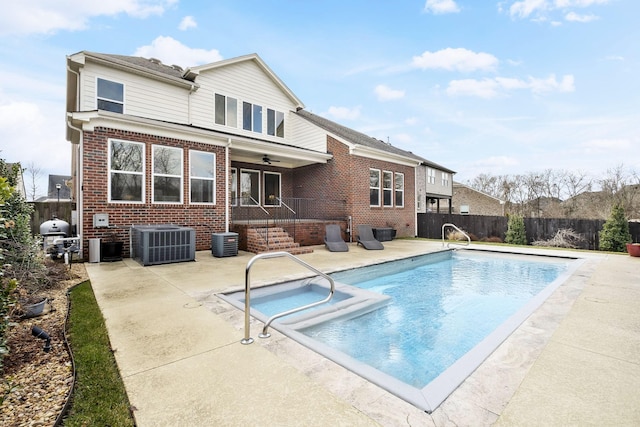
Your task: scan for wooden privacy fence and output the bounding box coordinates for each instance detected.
[416,213,637,251]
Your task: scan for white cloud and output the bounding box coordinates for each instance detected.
[374,84,405,101]
[178,15,197,30]
[133,36,223,67]
[446,74,575,97]
[424,0,460,14]
[507,0,610,21]
[565,11,598,22]
[509,0,548,19]
[324,106,362,121]
[405,117,419,125]
[412,48,499,72]
[0,0,177,36]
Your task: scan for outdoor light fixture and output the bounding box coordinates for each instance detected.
[31,325,51,353]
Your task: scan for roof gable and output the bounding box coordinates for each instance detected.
[186,53,304,108]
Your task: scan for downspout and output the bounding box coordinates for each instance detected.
[187,84,196,124]
[414,167,420,237]
[225,139,231,233]
[66,64,84,257]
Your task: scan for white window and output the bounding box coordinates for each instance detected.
[383,171,393,207]
[109,139,144,202]
[214,94,237,127]
[230,168,238,206]
[97,78,124,113]
[370,169,381,207]
[395,172,404,207]
[264,172,281,206]
[240,169,260,206]
[243,102,263,133]
[189,150,215,204]
[427,168,436,185]
[153,145,183,203]
[442,172,450,187]
[267,109,285,137]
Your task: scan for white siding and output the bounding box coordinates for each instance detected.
[80,62,189,123]
[288,114,327,152]
[190,61,302,145]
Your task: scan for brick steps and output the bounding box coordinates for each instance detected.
[246,227,314,255]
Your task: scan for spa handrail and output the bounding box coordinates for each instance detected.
[241,251,335,345]
[442,223,471,248]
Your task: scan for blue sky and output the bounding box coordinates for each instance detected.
[1,0,638,199]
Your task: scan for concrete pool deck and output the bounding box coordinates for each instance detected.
[84,240,640,426]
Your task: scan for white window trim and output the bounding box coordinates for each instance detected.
[383,170,393,207]
[152,145,183,204]
[189,150,216,205]
[108,139,145,203]
[96,77,125,113]
[442,172,450,187]
[395,172,405,208]
[427,168,436,185]
[370,168,381,207]
[240,168,261,206]
[263,171,282,206]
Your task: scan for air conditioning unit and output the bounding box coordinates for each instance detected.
[131,225,196,266]
[211,232,238,257]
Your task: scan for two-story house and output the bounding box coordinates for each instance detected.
[65,51,441,258]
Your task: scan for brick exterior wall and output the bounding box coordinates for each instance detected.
[293,137,416,240]
[446,184,505,216]
[80,127,227,256]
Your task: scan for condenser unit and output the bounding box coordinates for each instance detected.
[131,225,196,266]
[211,232,238,257]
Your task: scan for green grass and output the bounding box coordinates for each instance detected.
[64,281,135,426]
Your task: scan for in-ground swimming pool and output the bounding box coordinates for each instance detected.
[220,249,581,412]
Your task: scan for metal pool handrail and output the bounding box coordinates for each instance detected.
[442,223,471,248]
[241,251,335,345]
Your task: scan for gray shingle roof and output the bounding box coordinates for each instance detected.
[295,109,455,173]
[295,109,421,160]
[82,51,194,83]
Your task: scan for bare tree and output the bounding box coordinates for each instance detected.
[25,161,43,201]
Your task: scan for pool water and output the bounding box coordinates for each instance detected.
[223,249,578,412]
[302,251,570,388]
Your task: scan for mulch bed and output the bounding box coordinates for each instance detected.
[0,262,88,426]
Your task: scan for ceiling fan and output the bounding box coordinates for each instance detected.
[262,155,280,165]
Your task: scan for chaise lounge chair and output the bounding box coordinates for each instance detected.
[324,224,349,252]
[356,224,384,250]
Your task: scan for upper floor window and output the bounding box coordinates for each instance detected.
[427,168,436,185]
[383,171,393,207]
[267,109,285,138]
[97,78,124,113]
[442,172,450,187]
[243,102,263,133]
[109,139,144,202]
[395,172,404,207]
[153,145,182,203]
[370,169,381,207]
[190,150,215,204]
[215,94,237,127]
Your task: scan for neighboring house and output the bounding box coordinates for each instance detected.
[415,160,455,214]
[6,162,27,198]
[34,175,72,202]
[444,182,506,216]
[65,51,447,258]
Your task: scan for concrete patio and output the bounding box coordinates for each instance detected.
[84,239,640,426]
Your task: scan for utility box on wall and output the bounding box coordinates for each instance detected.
[93,213,109,228]
[212,232,238,257]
